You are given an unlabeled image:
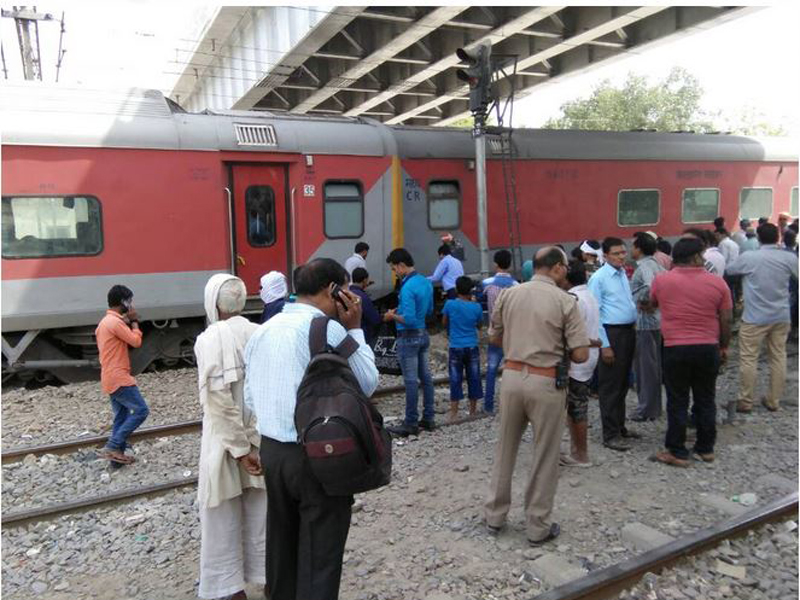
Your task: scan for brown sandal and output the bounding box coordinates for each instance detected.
[99,449,135,464]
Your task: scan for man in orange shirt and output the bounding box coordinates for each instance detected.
[95,285,149,464]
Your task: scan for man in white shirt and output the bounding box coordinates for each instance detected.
[561,260,601,465]
[344,242,369,278]
[244,258,378,600]
[716,228,740,268]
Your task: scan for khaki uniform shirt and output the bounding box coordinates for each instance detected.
[489,274,589,368]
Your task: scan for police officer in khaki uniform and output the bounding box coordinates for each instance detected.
[484,246,590,545]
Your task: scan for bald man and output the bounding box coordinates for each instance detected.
[485,246,590,547]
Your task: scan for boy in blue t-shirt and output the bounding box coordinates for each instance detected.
[442,276,484,422]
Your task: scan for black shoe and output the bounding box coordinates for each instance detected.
[529,523,560,547]
[486,522,503,535]
[620,428,641,439]
[387,423,419,437]
[603,437,631,451]
[418,419,437,432]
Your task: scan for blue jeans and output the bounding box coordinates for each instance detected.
[107,385,149,451]
[484,345,504,413]
[396,332,435,425]
[449,346,483,402]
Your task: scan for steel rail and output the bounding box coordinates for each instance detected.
[532,492,799,600]
[2,375,454,463]
[1,412,491,527]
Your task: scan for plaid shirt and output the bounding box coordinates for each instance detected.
[631,256,665,331]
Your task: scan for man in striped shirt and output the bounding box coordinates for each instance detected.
[244,258,378,600]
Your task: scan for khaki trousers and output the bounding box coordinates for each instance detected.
[738,322,791,409]
[484,369,566,541]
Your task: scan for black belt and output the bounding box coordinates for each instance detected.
[605,323,635,329]
[397,329,425,337]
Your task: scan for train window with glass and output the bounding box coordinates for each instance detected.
[617,189,660,227]
[245,186,276,247]
[428,181,460,229]
[682,188,720,223]
[739,187,773,220]
[791,187,798,218]
[1,196,103,259]
[324,181,363,238]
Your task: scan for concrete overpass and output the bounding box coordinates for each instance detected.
[170,6,756,126]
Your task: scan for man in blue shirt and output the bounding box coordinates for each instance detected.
[587,237,640,451]
[384,248,436,436]
[479,249,519,414]
[429,244,464,299]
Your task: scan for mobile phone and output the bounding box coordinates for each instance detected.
[121,299,132,314]
[331,284,347,307]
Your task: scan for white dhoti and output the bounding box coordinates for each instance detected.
[199,487,267,599]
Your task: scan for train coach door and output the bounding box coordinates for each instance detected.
[231,164,289,295]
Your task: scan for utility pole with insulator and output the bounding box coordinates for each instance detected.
[456,41,494,277]
[1,6,56,81]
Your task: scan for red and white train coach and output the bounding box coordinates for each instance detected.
[2,85,797,382]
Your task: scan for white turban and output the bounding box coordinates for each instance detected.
[579,240,604,264]
[198,273,247,390]
[260,271,287,305]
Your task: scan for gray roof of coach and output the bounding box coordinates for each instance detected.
[390,126,798,162]
[2,85,795,162]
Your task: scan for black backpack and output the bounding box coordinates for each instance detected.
[294,316,392,496]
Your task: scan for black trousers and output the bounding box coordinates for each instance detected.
[260,436,353,600]
[663,345,719,459]
[598,324,636,442]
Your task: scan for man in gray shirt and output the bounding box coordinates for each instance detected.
[726,223,798,413]
[630,233,665,421]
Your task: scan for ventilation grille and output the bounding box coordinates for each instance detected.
[487,137,504,154]
[235,123,278,146]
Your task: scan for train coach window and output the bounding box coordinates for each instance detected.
[791,187,798,218]
[428,181,460,230]
[617,189,660,227]
[1,196,103,259]
[739,188,773,221]
[245,185,276,247]
[324,182,363,238]
[682,189,720,223]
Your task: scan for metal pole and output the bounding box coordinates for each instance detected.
[475,129,489,277]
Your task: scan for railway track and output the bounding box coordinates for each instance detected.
[2,410,490,527]
[533,492,798,600]
[1,375,455,464]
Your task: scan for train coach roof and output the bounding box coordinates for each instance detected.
[0,84,392,156]
[1,84,796,162]
[390,125,798,162]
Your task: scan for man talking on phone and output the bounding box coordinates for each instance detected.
[244,258,378,600]
[95,284,149,465]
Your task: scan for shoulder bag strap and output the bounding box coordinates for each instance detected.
[308,316,330,357]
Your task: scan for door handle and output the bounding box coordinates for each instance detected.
[237,255,246,266]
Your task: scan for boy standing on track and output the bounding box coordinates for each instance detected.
[95,285,149,465]
[442,276,484,422]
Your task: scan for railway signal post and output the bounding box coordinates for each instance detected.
[456,42,493,277]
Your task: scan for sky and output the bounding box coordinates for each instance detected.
[1,3,798,137]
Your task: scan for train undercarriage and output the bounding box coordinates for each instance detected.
[2,318,205,386]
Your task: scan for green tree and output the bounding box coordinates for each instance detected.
[544,67,716,132]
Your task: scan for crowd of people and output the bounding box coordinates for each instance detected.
[91,214,797,599]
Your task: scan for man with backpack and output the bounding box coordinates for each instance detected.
[244,258,379,600]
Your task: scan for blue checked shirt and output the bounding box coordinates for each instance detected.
[631,256,665,331]
[587,262,638,348]
[243,302,379,442]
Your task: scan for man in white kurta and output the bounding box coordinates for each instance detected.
[195,274,266,600]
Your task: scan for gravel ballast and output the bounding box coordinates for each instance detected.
[2,334,797,599]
